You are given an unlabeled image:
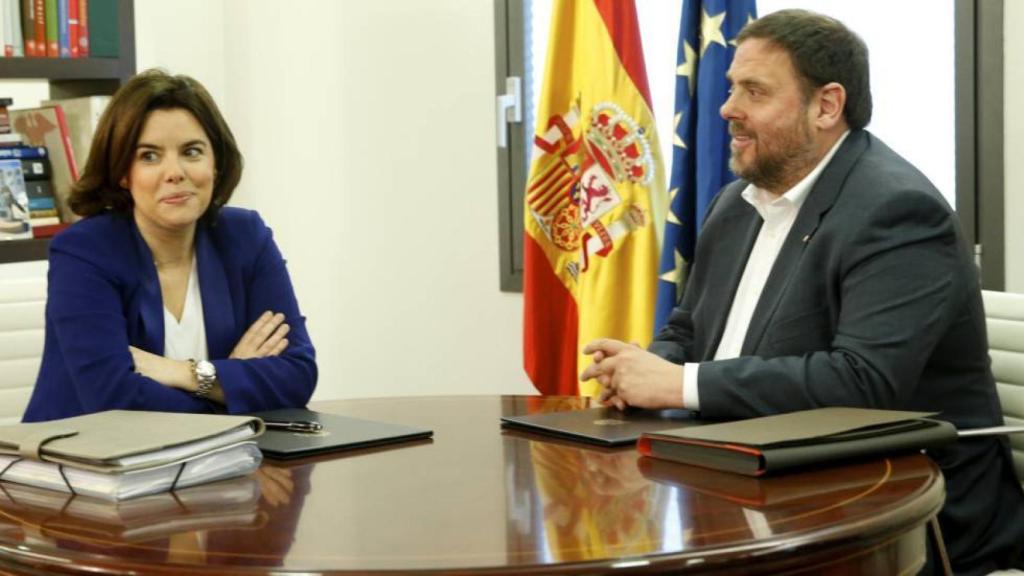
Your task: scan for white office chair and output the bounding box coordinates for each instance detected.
[0,267,46,424]
[983,289,1024,485]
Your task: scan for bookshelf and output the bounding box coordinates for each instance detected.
[0,0,135,264]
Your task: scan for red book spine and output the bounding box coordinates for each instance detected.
[51,105,78,180]
[67,0,78,57]
[32,222,70,238]
[76,0,86,57]
[33,0,46,58]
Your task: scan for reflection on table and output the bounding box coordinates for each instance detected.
[0,396,944,574]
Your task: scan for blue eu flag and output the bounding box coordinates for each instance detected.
[654,0,757,333]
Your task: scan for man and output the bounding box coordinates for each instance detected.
[581,9,1024,575]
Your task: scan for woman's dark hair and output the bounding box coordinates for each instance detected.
[69,69,243,222]
[737,9,872,130]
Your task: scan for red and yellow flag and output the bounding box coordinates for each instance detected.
[524,0,665,397]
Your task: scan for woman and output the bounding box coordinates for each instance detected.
[22,69,317,422]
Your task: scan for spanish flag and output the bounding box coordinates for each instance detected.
[524,0,665,397]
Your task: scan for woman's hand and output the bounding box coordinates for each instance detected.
[255,466,294,508]
[230,311,290,360]
[129,346,226,404]
[129,346,192,389]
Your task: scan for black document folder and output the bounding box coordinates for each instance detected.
[638,407,957,476]
[251,409,433,460]
[500,406,703,447]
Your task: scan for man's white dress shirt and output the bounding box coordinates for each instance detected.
[682,131,849,409]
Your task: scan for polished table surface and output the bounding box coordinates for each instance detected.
[0,396,945,574]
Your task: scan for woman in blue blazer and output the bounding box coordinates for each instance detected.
[23,70,317,422]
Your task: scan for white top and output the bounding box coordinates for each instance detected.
[683,131,850,410]
[162,255,209,362]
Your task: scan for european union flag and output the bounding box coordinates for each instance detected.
[654,0,757,333]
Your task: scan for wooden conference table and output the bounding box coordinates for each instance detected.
[0,396,946,575]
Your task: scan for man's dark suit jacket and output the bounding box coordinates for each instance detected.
[650,129,1024,575]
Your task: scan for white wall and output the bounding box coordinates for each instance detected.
[134,0,226,105]
[1006,1,1024,293]
[134,0,533,401]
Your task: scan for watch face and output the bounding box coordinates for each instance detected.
[196,360,216,380]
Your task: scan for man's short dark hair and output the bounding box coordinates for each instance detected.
[69,69,243,224]
[737,9,872,129]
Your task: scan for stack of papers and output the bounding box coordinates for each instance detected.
[0,411,265,500]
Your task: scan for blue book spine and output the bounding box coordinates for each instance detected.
[57,0,70,57]
[0,146,48,160]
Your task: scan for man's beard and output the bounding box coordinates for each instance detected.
[729,115,817,193]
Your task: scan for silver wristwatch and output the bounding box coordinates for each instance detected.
[191,359,217,398]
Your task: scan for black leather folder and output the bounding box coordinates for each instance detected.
[500,406,703,446]
[638,407,958,476]
[251,409,433,460]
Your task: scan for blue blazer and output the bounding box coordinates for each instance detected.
[23,207,317,422]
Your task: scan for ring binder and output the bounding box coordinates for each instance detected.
[0,457,20,480]
[57,465,76,495]
[0,411,266,500]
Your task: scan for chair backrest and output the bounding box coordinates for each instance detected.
[983,289,1024,484]
[0,267,46,424]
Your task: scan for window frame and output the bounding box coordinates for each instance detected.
[495,0,1003,292]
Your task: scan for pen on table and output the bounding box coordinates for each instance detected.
[262,420,323,433]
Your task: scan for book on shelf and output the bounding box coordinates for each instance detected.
[0,143,45,159]
[32,0,43,57]
[0,97,11,134]
[0,157,31,239]
[56,0,67,57]
[8,0,24,57]
[0,410,266,501]
[1,0,20,57]
[10,105,79,223]
[0,147,59,229]
[637,407,959,477]
[31,221,66,237]
[42,95,108,173]
[76,0,85,56]
[20,150,60,227]
[43,0,54,57]
[85,0,113,56]
[66,0,76,57]
[0,0,8,57]
[20,0,33,56]
[0,0,98,59]
[25,175,60,227]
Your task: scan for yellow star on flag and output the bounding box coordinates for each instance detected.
[673,113,687,148]
[729,14,756,47]
[660,249,685,285]
[700,9,727,57]
[676,40,697,96]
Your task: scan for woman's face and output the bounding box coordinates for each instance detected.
[122,108,216,236]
